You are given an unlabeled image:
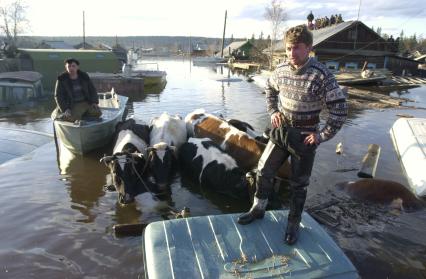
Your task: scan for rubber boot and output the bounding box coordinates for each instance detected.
[285,188,307,245]
[237,196,268,225]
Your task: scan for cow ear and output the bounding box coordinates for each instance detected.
[150,117,158,125]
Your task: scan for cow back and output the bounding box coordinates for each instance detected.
[193,116,264,171]
[150,113,187,148]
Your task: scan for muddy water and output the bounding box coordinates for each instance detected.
[0,58,425,278]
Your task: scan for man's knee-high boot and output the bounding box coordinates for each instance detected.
[237,196,268,225]
[285,187,307,245]
[238,174,272,225]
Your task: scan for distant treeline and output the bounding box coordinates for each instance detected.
[14,36,246,52]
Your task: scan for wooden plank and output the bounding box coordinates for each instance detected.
[358,144,381,178]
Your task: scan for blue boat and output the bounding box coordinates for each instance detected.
[142,210,358,278]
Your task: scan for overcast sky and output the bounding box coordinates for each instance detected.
[21,0,425,38]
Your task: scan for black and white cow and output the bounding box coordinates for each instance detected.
[101,119,159,204]
[178,137,250,199]
[149,112,187,189]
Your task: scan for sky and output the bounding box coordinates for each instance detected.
[18,0,426,38]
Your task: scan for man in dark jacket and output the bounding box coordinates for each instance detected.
[53,58,101,121]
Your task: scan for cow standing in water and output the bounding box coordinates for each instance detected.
[101,119,161,204]
[179,137,250,199]
[149,112,187,189]
[185,109,291,177]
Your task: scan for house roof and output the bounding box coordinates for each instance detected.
[0,71,42,83]
[266,21,381,53]
[219,40,251,57]
[74,42,95,49]
[39,40,75,49]
[311,21,356,46]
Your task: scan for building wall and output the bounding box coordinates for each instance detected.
[385,56,420,75]
[316,53,385,70]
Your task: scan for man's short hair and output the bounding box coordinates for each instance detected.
[64,58,80,65]
[285,25,313,46]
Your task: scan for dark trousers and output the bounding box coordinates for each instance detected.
[255,126,317,223]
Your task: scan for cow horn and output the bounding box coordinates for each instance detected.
[100,155,116,164]
[146,147,156,153]
[131,152,144,159]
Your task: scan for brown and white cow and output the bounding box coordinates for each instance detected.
[185,109,291,178]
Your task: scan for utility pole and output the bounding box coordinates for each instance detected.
[220,10,227,58]
[82,11,86,49]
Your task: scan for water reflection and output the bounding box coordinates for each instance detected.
[56,143,109,223]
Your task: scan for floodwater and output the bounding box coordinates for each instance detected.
[0,58,426,278]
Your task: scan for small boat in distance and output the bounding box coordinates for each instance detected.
[131,62,167,87]
[0,71,44,108]
[53,89,128,154]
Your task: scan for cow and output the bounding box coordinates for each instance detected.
[101,119,160,204]
[149,112,187,189]
[185,109,291,178]
[226,118,270,144]
[179,137,251,198]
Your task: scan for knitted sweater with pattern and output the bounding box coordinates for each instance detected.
[265,57,347,142]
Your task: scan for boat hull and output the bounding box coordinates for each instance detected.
[54,95,128,155]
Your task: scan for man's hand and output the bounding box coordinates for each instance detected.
[92,103,99,110]
[64,109,71,118]
[271,112,282,128]
[303,132,320,146]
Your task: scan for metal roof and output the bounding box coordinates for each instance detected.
[143,210,359,278]
[311,21,356,46]
[0,71,43,82]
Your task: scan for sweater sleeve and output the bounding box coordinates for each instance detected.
[265,71,280,116]
[318,74,348,142]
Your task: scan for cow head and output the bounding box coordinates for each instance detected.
[101,152,151,204]
[147,142,176,190]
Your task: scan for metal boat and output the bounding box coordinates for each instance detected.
[53,90,128,154]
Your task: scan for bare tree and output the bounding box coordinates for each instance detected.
[0,0,27,46]
[264,0,286,69]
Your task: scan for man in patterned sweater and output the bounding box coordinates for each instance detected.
[238,25,347,245]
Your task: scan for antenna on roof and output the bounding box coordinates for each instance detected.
[82,11,86,49]
[353,0,362,49]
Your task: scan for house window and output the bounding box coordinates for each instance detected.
[345,62,358,69]
[347,30,357,40]
[48,53,60,59]
[367,63,376,69]
[325,61,339,71]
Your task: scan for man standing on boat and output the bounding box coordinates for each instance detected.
[238,25,347,245]
[53,58,101,122]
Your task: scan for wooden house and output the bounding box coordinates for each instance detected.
[218,40,258,60]
[266,21,421,75]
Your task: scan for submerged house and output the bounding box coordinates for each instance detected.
[267,20,420,75]
[18,49,121,90]
[218,40,257,60]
